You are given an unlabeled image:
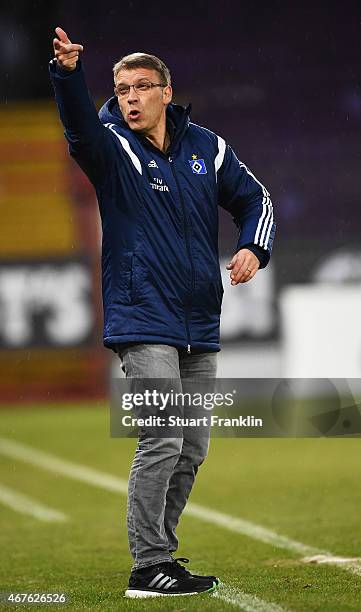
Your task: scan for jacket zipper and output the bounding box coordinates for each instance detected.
[169,155,193,354]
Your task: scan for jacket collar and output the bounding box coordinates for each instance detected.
[98,97,191,155]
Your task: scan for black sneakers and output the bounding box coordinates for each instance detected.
[171,556,220,585]
[124,557,219,598]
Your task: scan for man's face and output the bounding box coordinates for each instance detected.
[115,68,172,134]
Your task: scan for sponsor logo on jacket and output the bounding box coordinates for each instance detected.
[149,177,169,192]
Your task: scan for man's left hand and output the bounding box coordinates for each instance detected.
[226,248,260,285]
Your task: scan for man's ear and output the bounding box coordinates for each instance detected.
[163,85,173,105]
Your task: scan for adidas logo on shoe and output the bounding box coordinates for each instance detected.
[124,559,218,598]
[147,571,178,590]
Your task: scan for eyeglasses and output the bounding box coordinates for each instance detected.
[114,81,167,97]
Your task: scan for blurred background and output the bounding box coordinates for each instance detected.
[1,0,361,402]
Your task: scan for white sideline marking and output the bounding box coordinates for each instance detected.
[214,585,287,611]
[0,437,128,494]
[187,503,361,578]
[302,554,361,577]
[185,501,321,556]
[0,483,67,522]
[0,437,360,578]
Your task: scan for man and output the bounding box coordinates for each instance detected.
[50,27,275,598]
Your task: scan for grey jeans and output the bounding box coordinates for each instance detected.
[117,343,217,570]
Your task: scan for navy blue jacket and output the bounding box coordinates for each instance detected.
[49,60,276,353]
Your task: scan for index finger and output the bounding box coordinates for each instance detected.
[55,27,71,44]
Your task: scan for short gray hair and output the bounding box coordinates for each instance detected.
[113,52,171,85]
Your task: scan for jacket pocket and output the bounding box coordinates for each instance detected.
[112,251,134,305]
[212,273,224,314]
[131,256,148,304]
[193,268,224,314]
[112,251,147,306]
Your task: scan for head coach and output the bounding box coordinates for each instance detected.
[50,26,276,598]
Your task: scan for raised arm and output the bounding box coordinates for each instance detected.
[49,27,112,184]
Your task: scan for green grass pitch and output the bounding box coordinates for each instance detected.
[0,404,360,610]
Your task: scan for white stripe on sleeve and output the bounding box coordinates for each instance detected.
[239,162,273,249]
[263,208,274,249]
[259,200,273,248]
[214,135,226,180]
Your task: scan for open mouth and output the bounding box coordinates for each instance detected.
[128,109,141,121]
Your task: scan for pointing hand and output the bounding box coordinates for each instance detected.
[53,27,84,71]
